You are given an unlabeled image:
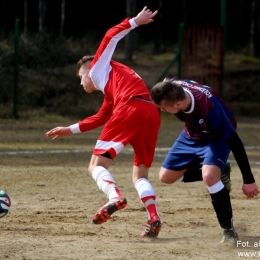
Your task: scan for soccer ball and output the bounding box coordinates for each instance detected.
[0,190,11,218]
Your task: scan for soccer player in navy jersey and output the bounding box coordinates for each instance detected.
[45,7,162,238]
[150,78,259,245]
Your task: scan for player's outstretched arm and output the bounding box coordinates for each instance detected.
[134,6,158,26]
[45,126,72,140]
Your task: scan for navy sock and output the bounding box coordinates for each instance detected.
[182,165,203,182]
[210,187,233,229]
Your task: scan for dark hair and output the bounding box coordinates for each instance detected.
[76,55,95,75]
[150,80,186,105]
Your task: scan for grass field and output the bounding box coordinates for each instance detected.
[0,114,260,260]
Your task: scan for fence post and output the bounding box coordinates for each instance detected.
[155,23,185,83]
[177,23,184,79]
[13,18,19,119]
[220,0,226,97]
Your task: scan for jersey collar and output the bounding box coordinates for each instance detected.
[183,88,195,113]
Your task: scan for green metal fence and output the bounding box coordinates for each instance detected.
[0,20,106,119]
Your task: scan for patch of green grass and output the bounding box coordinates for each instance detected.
[225,52,260,69]
[237,56,260,65]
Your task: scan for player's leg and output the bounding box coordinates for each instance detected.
[181,158,203,182]
[89,154,127,225]
[130,98,162,238]
[159,133,199,184]
[221,162,232,192]
[201,141,238,245]
[89,108,133,225]
[182,159,232,192]
[90,98,160,232]
[158,134,231,188]
[159,160,204,184]
[162,152,232,192]
[132,164,161,238]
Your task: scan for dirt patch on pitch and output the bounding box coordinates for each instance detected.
[0,119,260,260]
[0,150,260,260]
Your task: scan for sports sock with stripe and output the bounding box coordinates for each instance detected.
[134,178,159,220]
[92,166,123,200]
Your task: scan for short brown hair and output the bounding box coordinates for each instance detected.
[76,55,94,75]
[150,80,186,105]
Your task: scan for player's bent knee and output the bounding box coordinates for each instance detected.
[159,167,185,184]
[159,172,176,184]
[202,172,219,186]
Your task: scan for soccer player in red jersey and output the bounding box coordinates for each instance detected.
[46,7,161,238]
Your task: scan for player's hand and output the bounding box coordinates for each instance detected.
[134,6,158,26]
[45,126,72,140]
[242,183,259,198]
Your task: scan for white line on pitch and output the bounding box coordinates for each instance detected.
[1,148,260,166]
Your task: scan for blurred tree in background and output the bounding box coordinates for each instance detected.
[0,0,259,54]
[0,0,259,119]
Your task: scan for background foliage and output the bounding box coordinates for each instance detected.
[0,0,260,119]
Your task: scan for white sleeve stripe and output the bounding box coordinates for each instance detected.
[70,123,81,134]
[129,18,138,28]
[90,28,132,92]
[95,140,124,154]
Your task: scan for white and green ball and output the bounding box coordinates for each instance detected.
[0,190,11,218]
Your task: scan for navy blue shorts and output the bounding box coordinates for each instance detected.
[162,131,230,171]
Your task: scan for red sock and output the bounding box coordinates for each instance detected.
[141,195,158,219]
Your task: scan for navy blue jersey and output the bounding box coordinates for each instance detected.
[171,79,237,141]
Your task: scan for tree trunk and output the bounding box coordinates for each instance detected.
[61,0,65,35]
[253,0,260,57]
[152,0,164,54]
[39,0,47,33]
[124,0,135,61]
[24,0,28,35]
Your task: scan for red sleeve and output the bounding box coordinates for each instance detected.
[78,98,113,132]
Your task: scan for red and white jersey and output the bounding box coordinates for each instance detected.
[71,18,151,133]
